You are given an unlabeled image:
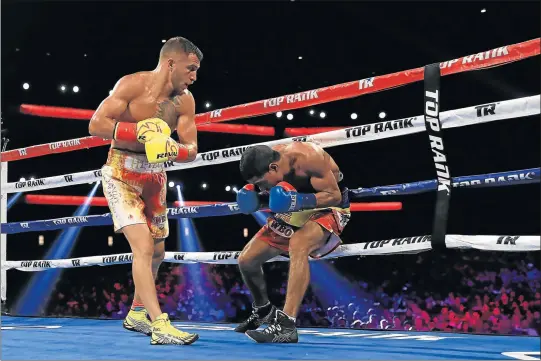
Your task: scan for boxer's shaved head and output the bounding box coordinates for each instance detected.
[160,36,202,93]
[160,36,203,61]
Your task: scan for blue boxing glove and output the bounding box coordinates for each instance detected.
[269,181,317,213]
[236,184,261,214]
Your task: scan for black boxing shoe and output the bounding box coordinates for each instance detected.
[245,310,299,343]
[234,303,276,333]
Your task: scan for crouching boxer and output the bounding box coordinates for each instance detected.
[235,142,351,343]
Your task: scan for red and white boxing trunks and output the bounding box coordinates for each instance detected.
[101,148,169,239]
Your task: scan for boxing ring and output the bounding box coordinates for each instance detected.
[1,38,540,360]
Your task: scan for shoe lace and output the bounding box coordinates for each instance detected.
[263,322,282,334]
[246,309,261,323]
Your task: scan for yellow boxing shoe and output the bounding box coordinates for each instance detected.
[123,308,152,336]
[150,313,199,345]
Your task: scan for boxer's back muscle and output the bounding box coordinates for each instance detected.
[280,142,342,192]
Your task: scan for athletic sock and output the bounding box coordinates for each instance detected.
[130,300,145,312]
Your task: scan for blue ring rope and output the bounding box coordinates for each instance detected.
[2,167,538,235]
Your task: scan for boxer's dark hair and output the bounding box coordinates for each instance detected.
[239,145,281,181]
[161,36,204,61]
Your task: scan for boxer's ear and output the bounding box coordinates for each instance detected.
[269,163,278,173]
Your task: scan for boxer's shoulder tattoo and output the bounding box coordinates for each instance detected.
[154,97,182,125]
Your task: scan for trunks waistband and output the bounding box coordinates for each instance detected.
[272,206,350,228]
[105,148,164,173]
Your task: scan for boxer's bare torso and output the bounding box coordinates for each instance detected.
[269,142,341,193]
[110,72,193,153]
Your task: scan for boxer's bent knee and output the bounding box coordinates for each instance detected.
[289,221,328,256]
[239,236,280,270]
[238,250,259,270]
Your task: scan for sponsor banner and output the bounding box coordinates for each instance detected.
[423,63,449,249]
[2,95,539,194]
[3,235,538,271]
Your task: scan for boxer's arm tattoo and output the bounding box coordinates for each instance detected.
[154,97,182,126]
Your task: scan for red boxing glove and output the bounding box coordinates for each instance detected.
[276,181,297,192]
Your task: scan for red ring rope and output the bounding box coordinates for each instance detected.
[24,194,402,211]
[284,127,345,137]
[4,38,539,162]
[0,124,275,162]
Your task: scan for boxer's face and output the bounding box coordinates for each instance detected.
[169,52,200,92]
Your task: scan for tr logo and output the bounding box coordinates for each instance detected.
[475,103,496,117]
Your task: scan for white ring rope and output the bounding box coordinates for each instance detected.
[2,95,539,194]
[4,235,539,272]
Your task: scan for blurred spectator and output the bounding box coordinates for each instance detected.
[38,250,540,336]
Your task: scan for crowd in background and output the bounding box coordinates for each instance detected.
[36,250,541,336]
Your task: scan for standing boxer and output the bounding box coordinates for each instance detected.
[89,36,201,345]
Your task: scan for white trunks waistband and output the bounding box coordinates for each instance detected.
[106,148,164,173]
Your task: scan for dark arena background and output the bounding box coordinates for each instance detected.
[1,1,540,360]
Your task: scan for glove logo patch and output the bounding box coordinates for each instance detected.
[287,194,297,212]
[156,140,179,160]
